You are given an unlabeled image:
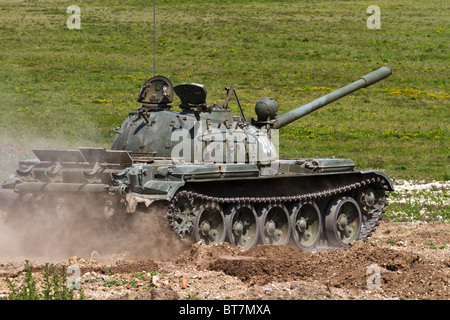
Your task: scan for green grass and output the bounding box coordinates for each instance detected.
[385,180,449,222]
[0,0,448,180]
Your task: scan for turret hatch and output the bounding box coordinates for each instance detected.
[137,75,174,106]
[174,83,207,109]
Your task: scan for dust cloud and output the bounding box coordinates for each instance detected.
[0,135,187,264]
[0,193,188,264]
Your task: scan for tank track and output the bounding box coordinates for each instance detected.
[167,176,389,247]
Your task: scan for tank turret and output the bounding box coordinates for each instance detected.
[111,67,392,165]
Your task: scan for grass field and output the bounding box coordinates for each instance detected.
[0,0,448,181]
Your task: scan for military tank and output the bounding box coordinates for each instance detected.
[1,66,393,251]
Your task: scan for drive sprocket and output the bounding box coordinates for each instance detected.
[168,191,196,239]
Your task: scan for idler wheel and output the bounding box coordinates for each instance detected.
[358,185,386,214]
[291,201,321,250]
[226,203,259,249]
[325,196,362,247]
[259,203,291,245]
[194,203,226,245]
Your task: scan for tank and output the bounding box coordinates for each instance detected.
[1,67,393,250]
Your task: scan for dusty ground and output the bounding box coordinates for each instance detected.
[0,221,448,300]
[0,180,448,300]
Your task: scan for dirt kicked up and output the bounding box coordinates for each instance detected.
[0,221,448,300]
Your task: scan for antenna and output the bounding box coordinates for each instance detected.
[153,0,156,76]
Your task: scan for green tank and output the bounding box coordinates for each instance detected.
[1,67,393,250]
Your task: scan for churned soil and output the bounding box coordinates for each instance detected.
[0,221,448,300]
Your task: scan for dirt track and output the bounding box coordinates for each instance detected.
[0,221,448,300]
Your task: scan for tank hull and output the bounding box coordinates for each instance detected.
[1,148,392,250]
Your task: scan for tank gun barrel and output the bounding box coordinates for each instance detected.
[272,66,392,129]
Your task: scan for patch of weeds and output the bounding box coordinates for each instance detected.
[103,279,122,288]
[185,292,199,300]
[423,241,448,250]
[4,261,84,300]
[42,263,82,300]
[423,242,438,250]
[5,261,39,300]
[127,278,138,288]
[386,238,400,246]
